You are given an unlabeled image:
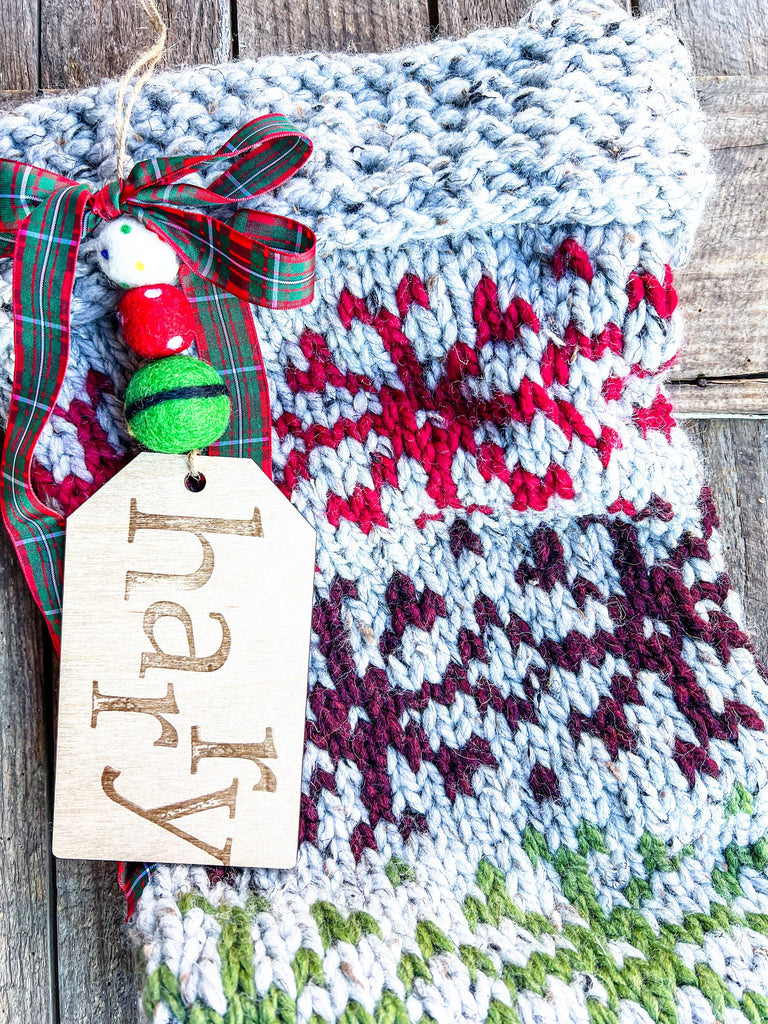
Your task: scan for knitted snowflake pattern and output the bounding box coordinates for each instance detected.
[2,1,768,1022]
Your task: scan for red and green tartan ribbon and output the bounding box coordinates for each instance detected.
[0,114,315,653]
[118,860,155,921]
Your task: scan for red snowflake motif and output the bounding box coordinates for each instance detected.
[279,253,678,531]
[32,370,128,516]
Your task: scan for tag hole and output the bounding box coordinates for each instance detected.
[185,473,206,493]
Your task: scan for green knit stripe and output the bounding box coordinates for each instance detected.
[311,903,383,949]
[142,826,768,1024]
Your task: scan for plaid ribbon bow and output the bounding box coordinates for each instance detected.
[0,113,316,652]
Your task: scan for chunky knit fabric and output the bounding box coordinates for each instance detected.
[3,2,768,1022]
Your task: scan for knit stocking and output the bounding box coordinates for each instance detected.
[2,2,768,1022]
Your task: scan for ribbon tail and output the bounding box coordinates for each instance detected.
[179,236,272,477]
[0,185,91,651]
[0,159,82,233]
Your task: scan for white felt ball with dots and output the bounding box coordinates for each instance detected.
[96,216,180,289]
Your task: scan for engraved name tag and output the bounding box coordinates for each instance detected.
[52,453,316,868]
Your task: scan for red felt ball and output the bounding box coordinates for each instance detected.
[118,284,196,359]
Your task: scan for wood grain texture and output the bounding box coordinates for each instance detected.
[438,0,532,36]
[0,0,37,91]
[0,518,54,1024]
[54,454,315,869]
[669,379,768,418]
[40,0,231,91]
[236,0,430,57]
[437,0,632,40]
[635,0,768,76]
[673,76,768,382]
[689,420,768,659]
[56,861,140,1024]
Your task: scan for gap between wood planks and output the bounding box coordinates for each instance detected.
[670,377,768,419]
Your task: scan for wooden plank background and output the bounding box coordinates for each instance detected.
[0,1,766,1021]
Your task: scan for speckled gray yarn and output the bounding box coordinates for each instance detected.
[0,0,712,505]
[5,5,768,1024]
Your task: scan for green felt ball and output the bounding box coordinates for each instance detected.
[124,355,231,454]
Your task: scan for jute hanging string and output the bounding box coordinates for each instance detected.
[114,0,213,480]
[114,0,168,180]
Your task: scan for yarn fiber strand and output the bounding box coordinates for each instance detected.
[2,2,767,1023]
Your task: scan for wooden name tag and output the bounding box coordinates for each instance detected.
[52,453,316,868]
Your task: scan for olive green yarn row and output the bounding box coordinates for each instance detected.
[504,826,768,1024]
[142,821,768,1024]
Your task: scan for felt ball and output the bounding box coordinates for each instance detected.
[118,285,196,358]
[96,216,179,289]
[124,356,231,454]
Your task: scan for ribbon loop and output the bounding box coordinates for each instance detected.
[0,114,316,651]
[90,179,125,221]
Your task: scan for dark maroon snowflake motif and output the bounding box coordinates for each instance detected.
[603,494,765,786]
[301,495,766,851]
[471,491,766,799]
[303,572,498,857]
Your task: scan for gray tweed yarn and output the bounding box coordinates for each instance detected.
[5,7,767,1024]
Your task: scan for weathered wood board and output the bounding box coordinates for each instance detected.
[674,76,768,389]
[635,0,768,76]
[0,0,37,92]
[439,0,635,33]
[0,519,53,1024]
[55,859,141,1024]
[237,0,431,55]
[39,0,231,90]
[670,379,768,419]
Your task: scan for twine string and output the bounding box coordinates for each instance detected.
[114,2,206,475]
[187,449,201,480]
[114,3,218,476]
[114,0,167,180]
